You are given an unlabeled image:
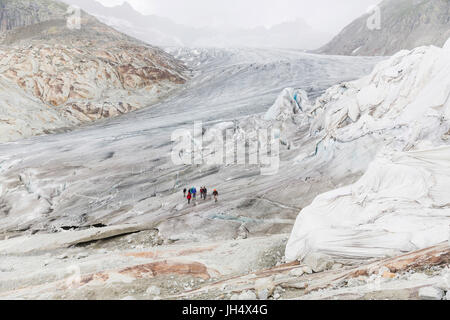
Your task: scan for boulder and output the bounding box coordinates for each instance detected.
[302,266,313,274]
[236,290,257,300]
[331,263,343,270]
[382,271,396,279]
[289,268,304,277]
[418,287,444,300]
[257,289,269,300]
[254,277,275,300]
[146,286,161,296]
[303,253,334,273]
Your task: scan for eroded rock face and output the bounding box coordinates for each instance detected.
[0,42,185,113]
[0,42,186,121]
[0,0,187,142]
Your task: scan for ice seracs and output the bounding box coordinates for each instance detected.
[263,88,310,121]
[306,44,450,151]
[286,39,450,263]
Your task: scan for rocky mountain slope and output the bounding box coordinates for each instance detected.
[0,0,187,142]
[318,0,450,56]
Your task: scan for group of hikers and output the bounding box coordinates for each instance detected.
[183,186,219,204]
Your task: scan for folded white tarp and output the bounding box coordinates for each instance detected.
[286,146,450,262]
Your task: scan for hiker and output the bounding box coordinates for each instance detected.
[200,187,204,200]
[183,188,187,198]
[203,187,208,200]
[213,189,219,203]
[192,187,197,199]
[187,191,192,204]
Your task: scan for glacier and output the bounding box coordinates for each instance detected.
[0,48,379,235]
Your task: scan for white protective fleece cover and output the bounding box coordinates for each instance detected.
[285,38,450,262]
[286,146,450,262]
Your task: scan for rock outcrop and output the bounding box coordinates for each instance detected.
[0,42,185,120]
[0,0,187,142]
[318,0,450,56]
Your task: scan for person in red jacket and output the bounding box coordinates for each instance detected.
[187,192,192,204]
[213,189,219,203]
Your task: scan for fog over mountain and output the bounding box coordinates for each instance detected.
[62,0,332,49]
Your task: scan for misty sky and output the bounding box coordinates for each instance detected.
[95,0,382,32]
